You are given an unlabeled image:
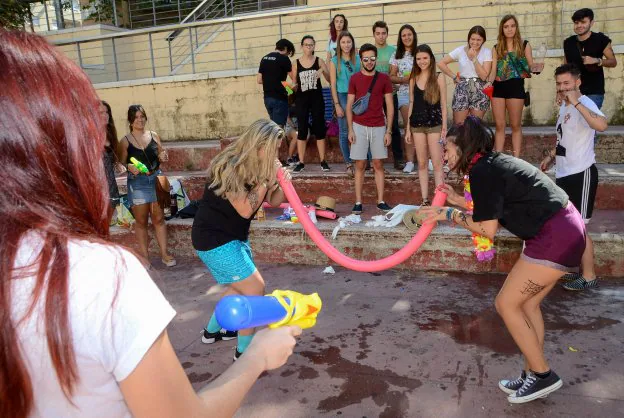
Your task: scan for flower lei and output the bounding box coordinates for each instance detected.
[464,153,496,262]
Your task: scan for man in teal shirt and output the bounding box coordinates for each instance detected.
[373,21,404,169]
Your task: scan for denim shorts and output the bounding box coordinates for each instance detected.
[127,170,161,207]
[397,93,410,109]
[196,240,257,284]
[264,96,289,126]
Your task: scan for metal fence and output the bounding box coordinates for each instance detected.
[53,0,624,84]
[29,0,302,31]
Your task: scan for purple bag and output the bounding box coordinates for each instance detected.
[326,119,339,137]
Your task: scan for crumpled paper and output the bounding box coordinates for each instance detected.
[322,266,335,274]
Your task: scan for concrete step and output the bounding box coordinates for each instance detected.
[109,207,624,278]
[160,126,624,171]
[118,163,624,210]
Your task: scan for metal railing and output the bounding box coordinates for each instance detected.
[29,0,303,32]
[52,0,623,84]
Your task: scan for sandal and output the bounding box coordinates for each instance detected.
[420,199,431,207]
[346,164,354,178]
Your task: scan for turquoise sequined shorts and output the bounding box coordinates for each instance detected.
[196,240,257,284]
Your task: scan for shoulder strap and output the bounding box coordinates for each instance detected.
[367,71,379,94]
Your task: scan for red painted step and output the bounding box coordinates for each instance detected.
[109,207,624,277]
[161,126,624,171]
[119,163,624,210]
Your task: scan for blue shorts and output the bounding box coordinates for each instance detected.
[196,240,257,284]
[127,170,161,207]
[397,93,410,109]
[264,96,289,126]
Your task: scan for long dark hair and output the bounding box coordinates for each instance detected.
[329,14,348,42]
[102,100,119,158]
[410,44,440,104]
[446,116,494,176]
[395,24,418,59]
[127,104,148,132]
[0,30,111,418]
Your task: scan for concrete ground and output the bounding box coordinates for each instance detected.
[150,259,624,418]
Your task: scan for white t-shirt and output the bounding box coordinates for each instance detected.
[555,95,604,178]
[12,233,176,418]
[327,38,337,58]
[389,50,414,97]
[448,46,492,78]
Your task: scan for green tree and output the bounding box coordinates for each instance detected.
[0,0,32,30]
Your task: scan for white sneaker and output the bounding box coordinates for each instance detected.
[403,161,415,173]
[428,160,434,171]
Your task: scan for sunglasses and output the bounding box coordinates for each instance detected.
[345,60,353,72]
[361,56,377,63]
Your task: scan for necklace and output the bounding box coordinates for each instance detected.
[464,153,496,262]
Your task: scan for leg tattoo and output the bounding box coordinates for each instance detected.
[520,280,545,296]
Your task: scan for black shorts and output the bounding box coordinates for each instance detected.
[492,78,526,100]
[556,164,598,222]
[295,92,326,140]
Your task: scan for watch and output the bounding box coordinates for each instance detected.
[597,58,603,66]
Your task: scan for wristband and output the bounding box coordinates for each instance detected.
[446,207,455,222]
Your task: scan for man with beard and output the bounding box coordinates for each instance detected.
[346,43,394,215]
[540,64,608,291]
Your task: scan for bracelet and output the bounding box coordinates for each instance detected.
[446,207,455,222]
[574,102,581,108]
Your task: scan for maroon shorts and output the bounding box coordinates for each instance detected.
[521,202,586,272]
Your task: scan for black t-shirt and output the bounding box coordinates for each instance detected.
[470,153,568,240]
[192,184,264,251]
[258,51,292,100]
[563,32,611,95]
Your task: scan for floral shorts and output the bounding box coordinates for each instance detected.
[452,78,490,112]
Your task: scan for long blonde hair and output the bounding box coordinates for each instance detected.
[208,119,284,197]
[496,15,525,58]
[335,30,356,75]
[410,44,440,104]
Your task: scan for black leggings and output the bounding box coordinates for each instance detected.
[295,91,326,140]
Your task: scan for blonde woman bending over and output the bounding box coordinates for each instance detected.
[192,119,288,360]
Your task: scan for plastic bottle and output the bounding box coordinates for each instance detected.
[169,186,178,218]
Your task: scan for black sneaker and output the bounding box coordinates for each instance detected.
[508,370,563,404]
[352,203,363,215]
[377,201,392,212]
[320,160,330,171]
[234,349,243,361]
[499,370,526,394]
[562,276,599,291]
[201,328,238,344]
[293,163,305,173]
[280,160,289,167]
[561,272,580,281]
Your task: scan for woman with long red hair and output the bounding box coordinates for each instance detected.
[0,30,300,418]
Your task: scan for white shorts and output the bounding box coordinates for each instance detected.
[350,122,388,160]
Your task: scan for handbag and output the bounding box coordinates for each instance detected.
[351,71,379,115]
[508,40,531,106]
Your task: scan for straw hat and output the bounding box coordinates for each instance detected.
[314,196,336,212]
[403,209,428,231]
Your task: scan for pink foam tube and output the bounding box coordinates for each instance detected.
[277,168,447,272]
[262,202,337,219]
